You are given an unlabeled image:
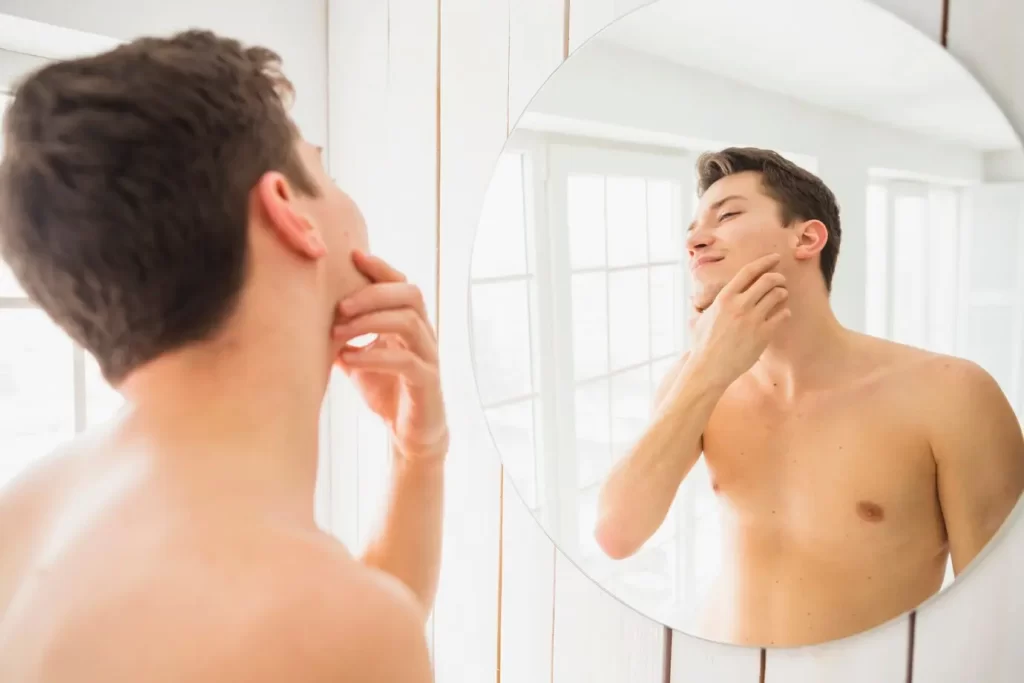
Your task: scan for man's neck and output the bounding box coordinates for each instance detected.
[751,285,850,399]
[114,322,336,525]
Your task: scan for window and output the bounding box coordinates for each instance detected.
[470,135,733,624]
[865,178,960,354]
[865,176,1024,411]
[866,176,1024,590]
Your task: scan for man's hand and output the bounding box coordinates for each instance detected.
[332,250,449,465]
[689,253,791,388]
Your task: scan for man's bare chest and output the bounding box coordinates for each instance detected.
[701,391,943,552]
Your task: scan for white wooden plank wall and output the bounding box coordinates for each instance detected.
[434,0,507,680]
[326,0,1024,681]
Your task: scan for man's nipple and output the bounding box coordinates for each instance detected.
[856,500,885,522]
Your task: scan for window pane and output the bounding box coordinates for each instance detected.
[575,378,610,488]
[927,188,960,354]
[651,356,677,396]
[610,366,652,464]
[470,280,534,405]
[571,272,608,381]
[609,269,650,370]
[688,458,723,601]
[606,176,648,267]
[485,399,537,508]
[647,180,679,261]
[650,265,682,358]
[0,309,75,490]
[891,195,927,347]
[84,352,124,427]
[471,153,528,279]
[864,184,888,338]
[0,260,26,298]
[568,174,606,270]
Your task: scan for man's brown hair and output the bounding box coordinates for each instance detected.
[0,30,318,383]
[695,147,841,291]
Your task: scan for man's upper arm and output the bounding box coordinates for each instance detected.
[930,358,1024,575]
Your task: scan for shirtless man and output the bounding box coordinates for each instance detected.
[0,31,442,681]
[595,147,1024,647]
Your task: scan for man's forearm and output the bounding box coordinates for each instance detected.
[596,359,727,558]
[359,447,445,619]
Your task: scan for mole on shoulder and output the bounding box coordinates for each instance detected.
[856,500,885,522]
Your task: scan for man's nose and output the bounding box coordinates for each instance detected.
[686,228,715,254]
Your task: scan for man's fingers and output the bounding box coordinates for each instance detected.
[740,272,787,309]
[338,347,437,387]
[765,305,792,331]
[720,253,781,298]
[352,249,408,284]
[753,285,789,319]
[333,309,438,363]
[340,282,428,321]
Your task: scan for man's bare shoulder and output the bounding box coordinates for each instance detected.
[0,436,90,543]
[237,530,433,682]
[858,333,1006,419]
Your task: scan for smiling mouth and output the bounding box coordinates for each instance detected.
[691,256,724,271]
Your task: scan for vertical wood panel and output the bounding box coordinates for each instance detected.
[869,0,946,44]
[500,482,557,682]
[325,0,391,552]
[764,614,910,683]
[669,633,762,683]
[552,554,667,682]
[910,3,1024,681]
[434,0,508,680]
[498,2,565,681]
[507,0,565,128]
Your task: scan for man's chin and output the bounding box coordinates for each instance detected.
[691,287,722,313]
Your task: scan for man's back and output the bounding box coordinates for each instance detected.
[0,429,432,683]
[695,333,1018,646]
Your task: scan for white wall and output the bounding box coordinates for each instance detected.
[524,41,986,331]
[0,0,328,144]
[985,149,1024,181]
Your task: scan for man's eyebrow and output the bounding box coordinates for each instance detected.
[711,194,745,210]
[688,195,747,232]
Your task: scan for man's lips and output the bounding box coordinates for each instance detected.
[690,255,724,271]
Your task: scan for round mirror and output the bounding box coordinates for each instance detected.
[468,0,1024,649]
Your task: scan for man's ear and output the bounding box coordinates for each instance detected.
[255,171,326,259]
[793,219,828,261]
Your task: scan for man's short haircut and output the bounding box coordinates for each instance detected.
[696,147,841,291]
[0,30,318,383]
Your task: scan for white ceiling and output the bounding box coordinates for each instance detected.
[596,0,1020,150]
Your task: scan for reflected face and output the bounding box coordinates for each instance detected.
[687,171,792,312]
